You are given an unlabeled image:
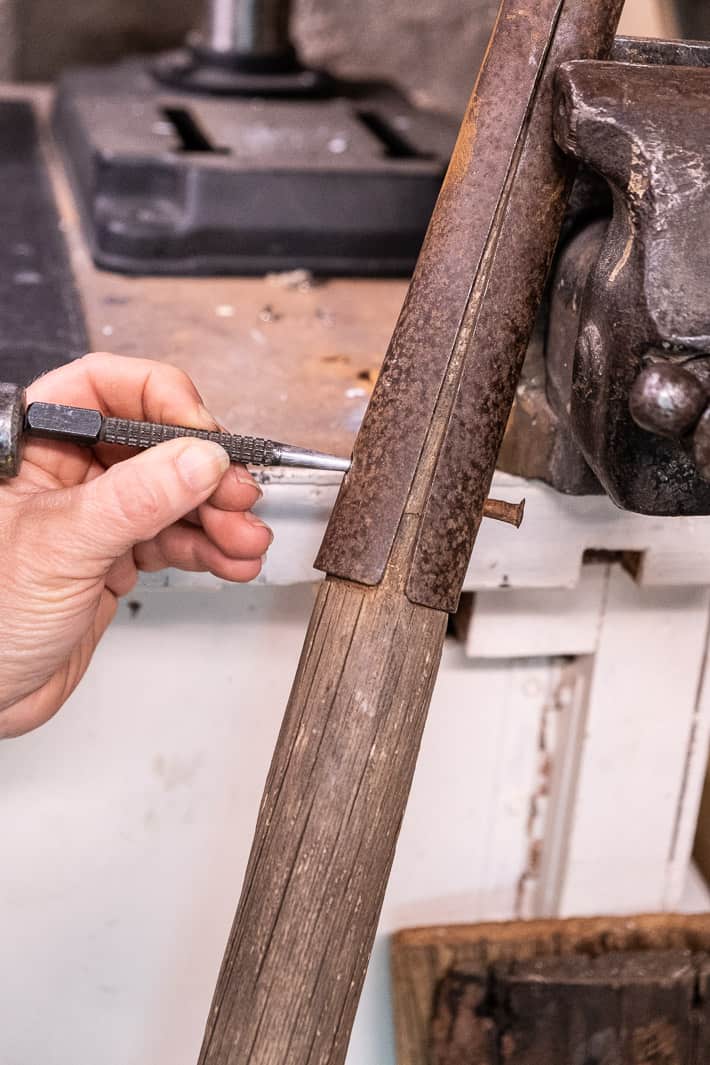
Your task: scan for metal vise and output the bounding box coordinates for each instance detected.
[500,35,710,516]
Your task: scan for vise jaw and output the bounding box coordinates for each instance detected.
[501,36,710,516]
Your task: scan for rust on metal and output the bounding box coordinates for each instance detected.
[316,0,569,596]
[317,0,624,613]
[407,1,623,610]
[483,497,525,528]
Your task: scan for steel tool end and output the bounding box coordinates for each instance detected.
[275,444,352,473]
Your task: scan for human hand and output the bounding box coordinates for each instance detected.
[0,353,273,738]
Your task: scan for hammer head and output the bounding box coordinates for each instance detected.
[0,383,25,478]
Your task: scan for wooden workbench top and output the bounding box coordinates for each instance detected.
[23,83,407,457]
[78,271,403,458]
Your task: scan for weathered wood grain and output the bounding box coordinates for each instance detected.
[431,950,698,1065]
[198,577,448,1064]
[392,915,710,1065]
[196,0,624,1058]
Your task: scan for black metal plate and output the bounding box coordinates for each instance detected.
[53,62,458,277]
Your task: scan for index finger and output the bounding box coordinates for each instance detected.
[27,352,216,428]
[23,352,236,486]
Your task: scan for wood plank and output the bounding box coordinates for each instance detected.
[197,579,448,1065]
[431,951,697,1065]
[194,0,627,1057]
[463,562,608,658]
[391,915,710,1065]
[131,470,710,593]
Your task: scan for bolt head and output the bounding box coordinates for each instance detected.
[629,364,707,439]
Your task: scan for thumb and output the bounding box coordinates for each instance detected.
[55,438,230,566]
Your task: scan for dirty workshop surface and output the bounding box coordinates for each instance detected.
[19,85,407,457]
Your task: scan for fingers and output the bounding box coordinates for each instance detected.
[28,351,214,427]
[21,439,103,492]
[22,354,272,589]
[24,352,228,485]
[209,464,262,511]
[198,502,272,559]
[44,437,231,573]
[134,523,263,583]
[102,502,270,589]
[184,466,263,519]
[25,354,265,501]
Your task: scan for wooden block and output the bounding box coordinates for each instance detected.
[431,951,697,1065]
[392,915,710,1065]
[695,956,710,1058]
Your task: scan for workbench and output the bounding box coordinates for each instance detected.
[2,84,710,1065]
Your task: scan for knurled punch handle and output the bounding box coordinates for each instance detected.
[0,385,523,522]
[9,394,350,473]
[100,417,279,466]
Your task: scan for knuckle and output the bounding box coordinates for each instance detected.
[80,351,113,366]
[169,365,196,391]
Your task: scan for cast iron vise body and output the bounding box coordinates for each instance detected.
[499,35,710,517]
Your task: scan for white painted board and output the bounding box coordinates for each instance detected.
[553,567,710,916]
[147,469,710,593]
[465,563,608,659]
[0,587,562,1065]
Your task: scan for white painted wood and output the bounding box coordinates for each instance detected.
[0,585,312,1065]
[387,649,562,929]
[663,623,710,909]
[353,648,562,1065]
[4,571,710,1064]
[0,588,560,1065]
[456,475,710,592]
[679,862,710,914]
[4,474,710,1064]
[153,470,710,592]
[5,564,709,1064]
[551,566,710,916]
[465,563,608,659]
[530,656,594,918]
